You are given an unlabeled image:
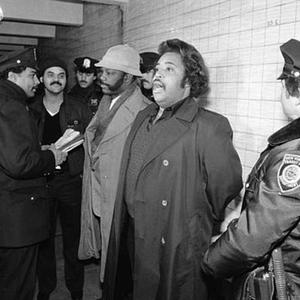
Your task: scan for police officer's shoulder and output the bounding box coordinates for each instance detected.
[276,150,300,194]
[65,94,87,108]
[197,106,230,125]
[269,118,300,147]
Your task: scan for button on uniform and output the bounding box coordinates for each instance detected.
[30,196,35,201]
[162,200,167,207]
[161,237,166,245]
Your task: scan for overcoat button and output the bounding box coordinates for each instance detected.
[163,160,169,166]
[30,196,35,201]
[162,200,167,206]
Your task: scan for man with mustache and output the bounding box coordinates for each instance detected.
[139,51,159,102]
[102,39,243,300]
[0,48,67,300]
[68,56,103,116]
[30,57,91,300]
[78,44,150,295]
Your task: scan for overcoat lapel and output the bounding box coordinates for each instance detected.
[85,115,97,158]
[99,101,135,144]
[141,117,189,169]
[86,87,148,161]
[137,98,199,173]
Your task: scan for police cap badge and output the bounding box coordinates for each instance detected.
[74,57,99,73]
[278,39,300,80]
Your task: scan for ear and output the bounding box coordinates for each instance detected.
[40,76,43,83]
[7,71,17,83]
[185,82,190,88]
[124,73,133,83]
[184,78,191,88]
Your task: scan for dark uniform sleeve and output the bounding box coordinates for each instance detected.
[81,102,93,131]
[204,117,243,223]
[202,147,300,278]
[0,97,55,179]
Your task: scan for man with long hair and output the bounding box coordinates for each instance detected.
[102,38,243,300]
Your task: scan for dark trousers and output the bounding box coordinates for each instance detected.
[0,244,38,300]
[37,172,84,298]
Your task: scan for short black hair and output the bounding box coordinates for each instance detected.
[284,77,300,98]
[158,38,209,98]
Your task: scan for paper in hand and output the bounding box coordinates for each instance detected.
[55,128,84,152]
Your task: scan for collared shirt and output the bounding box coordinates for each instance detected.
[109,95,121,110]
[148,98,186,128]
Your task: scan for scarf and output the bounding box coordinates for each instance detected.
[90,82,137,154]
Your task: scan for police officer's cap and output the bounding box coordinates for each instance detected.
[140,52,159,73]
[0,47,38,73]
[278,39,300,80]
[74,57,99,73]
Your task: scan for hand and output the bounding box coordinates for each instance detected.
[49,144,68,166]
[41,144,50,151]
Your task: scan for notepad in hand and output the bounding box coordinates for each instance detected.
[55,128,84,152]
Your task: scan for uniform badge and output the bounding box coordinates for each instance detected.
[277,153,300,193]
[89,98,99,106]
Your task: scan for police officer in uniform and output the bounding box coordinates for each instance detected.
[0,48,66,300]
[139,52,159,102]
[202,38,300,300]
[68,56,103,116]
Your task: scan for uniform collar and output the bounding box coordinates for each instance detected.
[0,79,27,102]
[268,118,300,146]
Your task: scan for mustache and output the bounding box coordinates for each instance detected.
[153,79,164,86]
[50,81,62,86]
[141,79,151,84]
[79,80,87,84]
[100,81,110,87]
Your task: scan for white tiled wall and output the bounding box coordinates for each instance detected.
[124,0,300,180]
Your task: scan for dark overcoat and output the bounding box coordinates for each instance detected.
[103,97,243,300]
[0,80,55,247]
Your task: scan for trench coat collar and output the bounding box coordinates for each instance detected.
[128,96,199,172]
[85,85,147,157]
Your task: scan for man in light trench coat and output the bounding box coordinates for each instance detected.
[78,44,150,287]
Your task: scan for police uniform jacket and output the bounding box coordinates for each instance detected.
[0,80,55,247]
[30,94,91,176]
[202,118,300,299]
[103,97,243,300]
[68,83,103,116]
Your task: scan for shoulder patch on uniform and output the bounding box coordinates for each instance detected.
[278,153,300,193]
